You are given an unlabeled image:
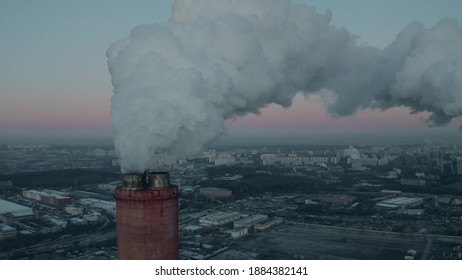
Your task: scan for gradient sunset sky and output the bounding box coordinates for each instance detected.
[1,0,461,144]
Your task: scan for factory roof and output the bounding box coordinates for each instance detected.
[69,190,112,201]
[375,203,401,209]
[25,189,70,200]
[182,225,202,231]
[0,223,16,232]
[234,214,268,227]
[380,197,423,205]
[43,215,67,227]
[202,211,240,220]
[42,189,67,196]
[0,199,34,217]
[375,197,424,209]
[79,198,115,206]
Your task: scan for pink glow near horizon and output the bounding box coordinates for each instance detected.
[0,90,111,130]
[226,94,431,131]
[0,92,441,132]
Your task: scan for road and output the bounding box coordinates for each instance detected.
[420,237,434,260]
[1,230,116,259]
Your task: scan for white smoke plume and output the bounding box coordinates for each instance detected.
[107,0,462,172]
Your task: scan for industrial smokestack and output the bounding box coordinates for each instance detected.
[115,171,179,260]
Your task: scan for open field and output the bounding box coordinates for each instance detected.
[231,222,444,260]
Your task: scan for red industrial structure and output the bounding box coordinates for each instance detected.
[115,172,179,259]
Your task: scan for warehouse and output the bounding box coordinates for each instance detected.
[200,187,232,198]
[78,198,115,215]
[234,214,268,228]
[199,211,240,227]
[22,190,72,207]
[0,223,17,240]
[0,199,36,225]
[255,217,284,231]
[375,197,424,209]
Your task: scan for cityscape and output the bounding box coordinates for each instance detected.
[1,141,462,259]
[1,0,462,267]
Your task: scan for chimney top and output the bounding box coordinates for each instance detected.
[121,171,170,190]
[122,173,145,190]
[147,172,170,189]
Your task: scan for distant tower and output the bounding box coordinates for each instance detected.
[115,172,179,259]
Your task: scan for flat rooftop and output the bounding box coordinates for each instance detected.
[379,197,423,206]
[0,199,34,217]
[202,211,240,220]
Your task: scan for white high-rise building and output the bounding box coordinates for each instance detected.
[457,157,462,175]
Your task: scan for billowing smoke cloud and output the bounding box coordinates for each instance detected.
[107,0,462,172]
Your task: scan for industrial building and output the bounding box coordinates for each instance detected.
[69,190,112,201]
[234,214,268,228]
[22,190,72,207]
[97,181,121,192]
[254,217,284,231]
[115,172,179,260]
[181,225,203,235]
[199,187,232,198]
[230,227,249,239]
[400,178,427,186]
[42,215,67,229]
[0,223,17,240]
[375,197,424,209]
[82,211,103,224]
[0,199,37,225]
[396,209,425,216]
[78,198,115,216]
[70,217,87,225]
[64,205,85,216]
[199,211,240,227]
[317,194,357,206]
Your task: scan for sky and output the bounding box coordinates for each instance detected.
[1,0,461,145]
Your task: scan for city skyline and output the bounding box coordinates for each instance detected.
[1,0,462,145]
